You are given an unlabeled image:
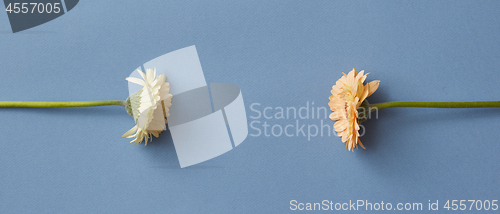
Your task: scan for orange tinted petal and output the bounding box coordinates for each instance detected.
[367,80,380,97]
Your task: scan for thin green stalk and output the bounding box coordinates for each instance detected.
[0,100,126,108]
[370,101,500,110]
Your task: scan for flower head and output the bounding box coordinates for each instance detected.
[329,68,379,151]
[122,68,173,145]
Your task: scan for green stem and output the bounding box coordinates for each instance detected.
[0,100,126,108]
[370,101,500,110]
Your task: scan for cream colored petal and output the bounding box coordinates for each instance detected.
[334,120,347,132]
[147,105,167,131]
[151,131,160,138]
[356,69,363,77]
[152,68,157,80]
[367,80,380,97]
[360,72,369,83]
[352,97,359,108]
[331,87,341,96]
[129,138,137,144]
[137,106,155,129]
[138,69,146,81]
[337,129,345,137]
[122,125,138,138]
[329,112,342,121]
[328,101,336,110]
[156,74,166,85]
[360,76,366,84]
[337,79,346,87]
[359,83,370,103]
[146,68,155,83]
[341,132,348,143]
[356,81,364,99]
[125,77,145,86]
[139,88,157,110]
[163,99,172,108]
[160,90,172,101]
[151,74,165,89]
[355,70,364,83]
[162,96,172,104]
[347,69,355,86]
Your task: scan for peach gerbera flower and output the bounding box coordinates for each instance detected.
[329,68,380,151]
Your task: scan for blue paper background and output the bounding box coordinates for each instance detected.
[1,0,499,213]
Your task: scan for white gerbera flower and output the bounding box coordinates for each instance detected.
[122,68,173,145]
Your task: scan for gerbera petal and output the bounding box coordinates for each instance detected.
[122,125,138,138]
[334,120,347,132]
[359,83,370,103]
[356,80,364,99]
[358,138,366,149]
[151,131,160,138]
[357,70,364,79]
[125,77,145,86]
[146,68,155,83]
[367,80,380,97]
[148,105,167,131]
[347,69,355,86]
[329,112,341,121]
[138,69,146,82]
